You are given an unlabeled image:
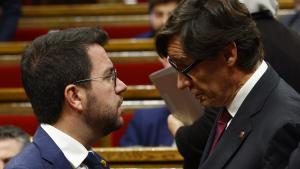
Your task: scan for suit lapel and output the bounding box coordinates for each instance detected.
[200,109,221,164]
[199,65,280,169]
[33,127,73,169]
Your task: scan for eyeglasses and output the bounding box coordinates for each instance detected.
[167,56,203,79]
[74,69,117,87]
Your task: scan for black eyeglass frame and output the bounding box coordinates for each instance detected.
[73,69,117,87]
[167,56,203,79]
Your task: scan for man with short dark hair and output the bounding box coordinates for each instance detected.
[137,0,180,38]
[280,0,300,35]
[155,0,300,169]
[5,27,127,169]
[0,125,30,168]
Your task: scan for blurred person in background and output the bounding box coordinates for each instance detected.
[0,0,21,41]
[136,0,180,38]
[120,0,180,147]
[156,0,299,168]
[280,0,300,35]
[0,125,30,169]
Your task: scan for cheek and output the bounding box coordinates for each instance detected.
[193,68,229,95]
[150,16,163,30]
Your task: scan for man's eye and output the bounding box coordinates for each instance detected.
[104,74,113,80]
[154,12,163,17]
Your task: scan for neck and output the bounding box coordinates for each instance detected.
[53,111,102,149]
[224,62,261,107]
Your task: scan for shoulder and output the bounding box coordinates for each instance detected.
[264,123,300,169]
[279,13,298,25]
[271,79,300,107]
[135,31,155,38]
[133,107,170,119]
[6,143,44,169]
[288,142,300,169]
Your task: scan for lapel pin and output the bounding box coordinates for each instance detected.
[239,131,246,139]
[100,159,107,168]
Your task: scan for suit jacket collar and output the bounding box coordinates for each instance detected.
[251,10,274,20]
[33,127,73,169]
[199,65,280,169]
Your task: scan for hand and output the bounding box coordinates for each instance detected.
[167,114,184,137]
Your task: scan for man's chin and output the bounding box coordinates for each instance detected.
[102,119,123,136]
[111,116,124,131]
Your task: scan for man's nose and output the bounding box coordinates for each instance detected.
[115,78,127,94]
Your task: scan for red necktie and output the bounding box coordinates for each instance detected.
[210,109,232,153]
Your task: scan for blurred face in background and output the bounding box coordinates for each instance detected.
[149,2,178,32]
[295,0,300,10]
[0,138,24,168]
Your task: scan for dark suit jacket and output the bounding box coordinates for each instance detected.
[264,123,300,169]
[198,65,300,169]
[253,11,300,93]
[288,143,300,169]
[279,11,300,35]
[175,108,218,169]
[120,107,173,146]
[135,30,155,38]
[175,11,300,169]
[5,127,108,169]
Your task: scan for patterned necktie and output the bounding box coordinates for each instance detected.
[210,109,232,153]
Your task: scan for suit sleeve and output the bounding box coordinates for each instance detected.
[263,123,300,169]
[119,112,142,146]
[288,142,300,169]
[175,107,218,169]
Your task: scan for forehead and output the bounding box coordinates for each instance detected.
[152,2,177,13]
[0,139,23,157]
[86,44,113,73]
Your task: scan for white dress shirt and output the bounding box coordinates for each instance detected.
[226,61,268,127]
[41,124,90,169]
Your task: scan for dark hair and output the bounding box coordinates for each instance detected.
[155,0,263,70]
[148,0,181,12]
[0,125,30,147]
[21,27,108,124]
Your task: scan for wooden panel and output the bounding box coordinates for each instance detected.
[0,100,165,115]
[95,147,183,162]
[279,0,294,9]
[21,3,148,17]
[94,147,183,168]
[20,1,293,18]
[0,52,159,65]
[16,1,293,29]
[0,85,160,102]
[0,39,154,55]
[18,16,149,29]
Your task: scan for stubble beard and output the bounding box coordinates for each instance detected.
[83,93,123,136]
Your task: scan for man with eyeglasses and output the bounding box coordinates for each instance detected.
[155,0,300,169]
[5,27,127,169]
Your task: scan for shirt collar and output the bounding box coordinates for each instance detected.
[227,61,268,118]
[41,124,88,168]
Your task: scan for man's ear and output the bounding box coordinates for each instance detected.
[64,84,85,112]
[223,42,238,66]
